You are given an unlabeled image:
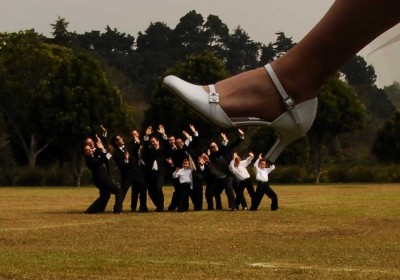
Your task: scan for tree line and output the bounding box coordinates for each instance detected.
[1,10,400,186]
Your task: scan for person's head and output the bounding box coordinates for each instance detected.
[168,136,176,147]
[209,142,218,152]
[258,159,267,169]
[84,137,95,149]
[182,159,190,169]
[83,145,93,156]
[234,156,241,167]
[131,129,139,139]
[175,138,184,149]
[111,135,124,148]
[149,136,160,149]
[201,153,209,162]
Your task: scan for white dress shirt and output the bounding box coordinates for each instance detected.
[173,168,192,184]
[253,159,275,182]
[229,156,253,181]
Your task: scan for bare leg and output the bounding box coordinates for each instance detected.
[214,0,400,122]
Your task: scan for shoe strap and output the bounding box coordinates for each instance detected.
[264,64,301,123]
[208,85,219,103]
[208,84,220,118]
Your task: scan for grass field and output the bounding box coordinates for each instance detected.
[0,184,399,280]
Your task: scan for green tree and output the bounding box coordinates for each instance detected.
[259,43,276,65]
[225,26,261,74]
[0,31,134,185]
[172,10,207,56]
[341,55,377,87]
[137,22,172,52]
[44,53,134,186]
[50,16,73,46]
[0,114,8,149]
[0,30,63,167]
[136,22,174,95]
[308,75,365,183]
[372,111,400,163]
[272,32,295,58]
[384,81,400,110]
[75,26,134,55]
[259,32,294,65]
[203,15,230,61]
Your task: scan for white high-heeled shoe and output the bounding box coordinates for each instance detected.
[162,63,318,162]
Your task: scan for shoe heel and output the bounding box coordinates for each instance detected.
[266,98,318,163]
[266,130,302,163]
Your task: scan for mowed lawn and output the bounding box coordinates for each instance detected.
[0,184,399,280]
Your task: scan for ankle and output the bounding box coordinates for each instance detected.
[270,59,318,103]
[216,69,287,121]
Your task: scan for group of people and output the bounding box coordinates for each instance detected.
[81,0,400,214]
[82,124,278,214]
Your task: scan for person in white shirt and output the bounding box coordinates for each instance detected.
[250,154,278,211]
[229,152,256,210]
[172,159,193,212]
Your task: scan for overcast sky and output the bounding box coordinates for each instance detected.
[1,0,399,86]
[1,0,335,45]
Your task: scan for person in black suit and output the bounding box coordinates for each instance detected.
[165,134,182,211]
[127,129,149,211]
[182,126,203,211]
[207,129,245,210]
[142,125,172,212]
[111,133,148,212]
[83,139,122,214]
[165,124,203,211]
[84,125,109,171]
[198,152,223,211]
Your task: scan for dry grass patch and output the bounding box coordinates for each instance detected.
[0,184,399,279]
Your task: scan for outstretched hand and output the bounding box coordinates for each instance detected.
[189,124,196,133]
[145,126,152,136]
[220,132,227,141]
[182,130,190,140]
[158,124,166,136]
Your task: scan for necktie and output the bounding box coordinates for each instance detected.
[186,152,196,171]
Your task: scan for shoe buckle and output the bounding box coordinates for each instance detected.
[209,92,219,103]
[283,97,295,110]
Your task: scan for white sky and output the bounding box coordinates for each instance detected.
[1,0,334,45]
[1,0,399,87]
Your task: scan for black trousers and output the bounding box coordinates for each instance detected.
[177,182,191,212]
[250,180,278,211]
[189,171,203,211]
[216,175,237,210]
[147,170,165,211]
[168,178,180,211]
[205,177,221,210]
[85,182,123,214]
[131,168,148,211]
[234,178,255,209]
